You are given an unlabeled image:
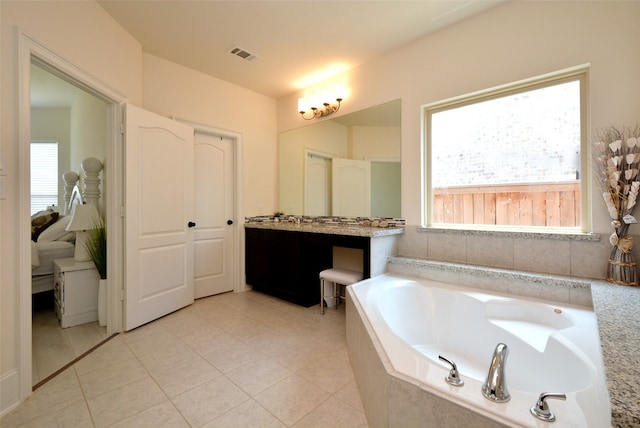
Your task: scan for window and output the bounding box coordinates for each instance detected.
[31,141,59,214]
[424,67,588,232]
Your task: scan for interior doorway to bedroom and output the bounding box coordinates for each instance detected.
[30,61,109,386]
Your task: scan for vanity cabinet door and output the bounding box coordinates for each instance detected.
[245,228,271,288]
[246,228,301,303]
[275,231,302,300]
[300,234,333,306]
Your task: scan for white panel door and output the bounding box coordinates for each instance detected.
[332,158,371,217]
[193,133,234,298]
[304,152,331,216]
[125,104,195,331]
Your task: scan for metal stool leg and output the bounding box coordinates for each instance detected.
[320,278,325,314]
[332,282,349,309]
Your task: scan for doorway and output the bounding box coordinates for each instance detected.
[193,132,236,298]
[30,62,111,386]
[304,149,332,216]
[176,118,243,300]
[18,31,126,398]
[18,31,244,403]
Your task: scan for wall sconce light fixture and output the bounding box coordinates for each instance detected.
[298,84,345,120]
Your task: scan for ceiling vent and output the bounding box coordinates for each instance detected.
[227,46,258,62]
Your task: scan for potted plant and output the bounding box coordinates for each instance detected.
[85,215,107,325]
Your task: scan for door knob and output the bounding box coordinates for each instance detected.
[188,221,196,228]
[227,220,234,225]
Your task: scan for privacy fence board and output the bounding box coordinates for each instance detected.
[433,182,580,227]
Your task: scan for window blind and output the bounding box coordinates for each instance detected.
[31,142,59,214]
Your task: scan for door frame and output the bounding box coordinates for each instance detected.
[173,117,245,293]
[17,30,127,399]
[303,148,334,216]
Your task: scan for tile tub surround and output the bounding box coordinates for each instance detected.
[384,257,640,427]
[396,226,613,280]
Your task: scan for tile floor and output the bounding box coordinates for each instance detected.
[3,290,368,427]
[32,293,109,385]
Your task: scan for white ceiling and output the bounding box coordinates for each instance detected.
[96,0,503,99]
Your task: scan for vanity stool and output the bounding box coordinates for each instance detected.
[319,268,363,314]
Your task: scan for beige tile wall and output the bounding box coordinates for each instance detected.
[396,227,615,280]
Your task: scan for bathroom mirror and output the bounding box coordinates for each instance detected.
[279,99,401,217]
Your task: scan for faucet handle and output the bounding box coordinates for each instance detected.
[438,355,464,387]
[530,392,567,422]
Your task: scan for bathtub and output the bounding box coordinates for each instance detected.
[346,274,611,427]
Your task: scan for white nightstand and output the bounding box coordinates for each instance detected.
[53,257,99,328]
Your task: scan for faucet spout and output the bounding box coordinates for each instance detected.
[481,343,510,402]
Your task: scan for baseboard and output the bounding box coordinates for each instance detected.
[0,369,21,418]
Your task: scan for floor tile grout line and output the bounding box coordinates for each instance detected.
[9,291,366,427]
[101,335,192,428]
[72,365,98,428]
[33,333,119,391]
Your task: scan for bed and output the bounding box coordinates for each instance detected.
[31,158,103,294]
[30,187,83,293]
[31,159,102,294]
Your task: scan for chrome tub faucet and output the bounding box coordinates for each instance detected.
[482,342,510,402]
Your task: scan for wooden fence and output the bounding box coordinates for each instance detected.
[433,182,581,227]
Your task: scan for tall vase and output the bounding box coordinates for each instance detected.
[607,230,639,286]
[98,278,107,326]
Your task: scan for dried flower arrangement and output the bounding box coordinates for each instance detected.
[593,124,640,286]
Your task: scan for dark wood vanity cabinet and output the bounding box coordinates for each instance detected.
[245,227,370,307]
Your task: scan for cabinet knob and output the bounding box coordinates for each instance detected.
[188,221,196,228]
[227,220,234,225]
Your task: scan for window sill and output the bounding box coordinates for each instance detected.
[417,225,600,242]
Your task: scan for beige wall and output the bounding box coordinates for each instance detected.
[279,122,400,215]
[70,93,108,173]
[279,120,348,214]
[276,0,640,280]
[31,108,71,208]
[3,0,639,416]
[350,126,400,161]
[1,2,277,414]
[1,0,142,414]
[32,95,108,212]
[277,1,640,233]
[141,53,277,217]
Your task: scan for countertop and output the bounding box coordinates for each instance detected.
[590,280,640,427]
[244,221,405,238]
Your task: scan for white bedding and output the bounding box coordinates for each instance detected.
[32,241,75,276]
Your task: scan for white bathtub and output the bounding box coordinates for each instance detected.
[348,274,611,427]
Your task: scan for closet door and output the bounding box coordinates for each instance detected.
[124,104,195,330]
[332,158,371,217]
[193,133,234,298]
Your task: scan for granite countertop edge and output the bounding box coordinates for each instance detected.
[244,222,405,237]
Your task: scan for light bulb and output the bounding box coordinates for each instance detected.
[321,89,333,104]
[298,97,309,113]
[309,93,320,109]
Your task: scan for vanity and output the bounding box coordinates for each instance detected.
[265,99,403,306]
[245,221,403,306]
